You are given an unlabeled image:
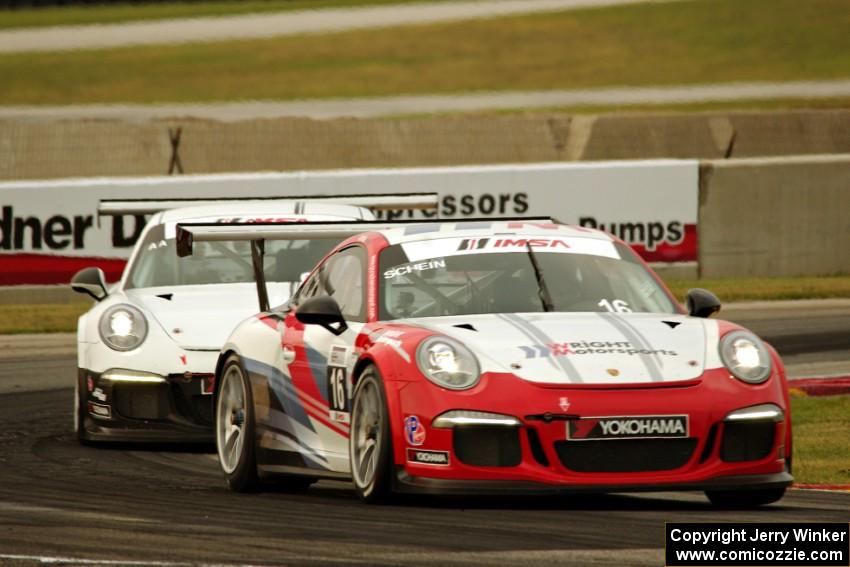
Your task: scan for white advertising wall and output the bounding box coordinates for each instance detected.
[0,160,698,285]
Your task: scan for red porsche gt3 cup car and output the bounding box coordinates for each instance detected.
[176,219,792,506]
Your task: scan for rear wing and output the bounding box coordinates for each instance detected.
[176,216,556,312]
[176,220,404,312]
[97,193,439,217]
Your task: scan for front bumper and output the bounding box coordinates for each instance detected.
[395,470,793,496]
[391,368,792,494]
[77,367,215,443]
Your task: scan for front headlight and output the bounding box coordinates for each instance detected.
[416,336,480,390]
[719,330,772,384]
[99,304,148,351]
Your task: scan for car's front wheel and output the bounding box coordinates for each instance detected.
[74,370,91,445]
[705,487,786,508]
[350,365,393,504]
[216,355,260,492]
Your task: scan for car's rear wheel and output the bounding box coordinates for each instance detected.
[216,355,260,492]
[350,365,393,504]
[705,487,786,508]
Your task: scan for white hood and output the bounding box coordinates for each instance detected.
[128,283,291,350]
[404,312,719,385]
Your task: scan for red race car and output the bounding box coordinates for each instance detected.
[177,219,792,506]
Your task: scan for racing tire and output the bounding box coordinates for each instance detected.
[74,370,92,445]
[350,365,394,504]
[216,354,261,493]
[705,487,786,508]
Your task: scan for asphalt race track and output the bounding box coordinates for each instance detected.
[0,306,848,566]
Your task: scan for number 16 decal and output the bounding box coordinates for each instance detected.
[327,345,350,424]
[328,366,347,412]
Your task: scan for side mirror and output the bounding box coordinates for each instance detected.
[71,267,108,302]
[295,296,348,336]
[686,288,721,318]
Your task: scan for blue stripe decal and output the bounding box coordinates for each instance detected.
[243,356,315,433]
[304,344,330,404]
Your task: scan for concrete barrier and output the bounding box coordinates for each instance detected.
[2,109,850,180]
[0,120,173,179]
[698,154,850,278]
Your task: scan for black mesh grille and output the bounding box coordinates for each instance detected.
[720,421,776,462]
[113,383,170,420]
[453,427,522,467]
[555,438,697,473]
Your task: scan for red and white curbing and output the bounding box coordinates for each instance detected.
[787,376,850,397]
[793,484,850,493]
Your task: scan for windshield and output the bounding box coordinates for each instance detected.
[378,236,677,320]
[126,223,338,289]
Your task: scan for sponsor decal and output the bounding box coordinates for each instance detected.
[383,258,446,279]
[370,329,411,363]
[368,257,378,321]
[179,354,187,365]
[404,415,426,446]
[519,340,678,359]
[329,410,351,425]
[558,397,571,412]
[92,387,107,402]
[407,448,450,466]
[568,415,688,440]
[606,368,620,377]
[457,238,490,251]
[329,345,348,367]
[456,237,570,252]
[88,402,112,420]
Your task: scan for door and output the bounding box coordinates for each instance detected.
[279,245,367,473]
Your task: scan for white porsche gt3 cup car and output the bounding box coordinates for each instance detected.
[71,195,437,444]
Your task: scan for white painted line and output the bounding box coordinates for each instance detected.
[0,0,684,54]
[0,556,275,567]
[1,80,849,121]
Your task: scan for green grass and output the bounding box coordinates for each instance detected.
[1,0,849,105]
[0,303,88,334]
[791,395,850,485]
[0,0,447,30]
[664,276,850,304]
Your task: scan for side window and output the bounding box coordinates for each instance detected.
[324,246,366,322]
[294,268,324,305]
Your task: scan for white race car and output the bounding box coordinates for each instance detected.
[71,195,436,444]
